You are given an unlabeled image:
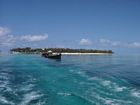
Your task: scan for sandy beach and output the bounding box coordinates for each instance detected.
[61,53,112,55]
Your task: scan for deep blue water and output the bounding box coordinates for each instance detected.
[0,54,140,105]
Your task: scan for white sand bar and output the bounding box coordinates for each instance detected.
[61,53,112,55]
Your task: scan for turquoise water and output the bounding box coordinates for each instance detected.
[0,54,140,105]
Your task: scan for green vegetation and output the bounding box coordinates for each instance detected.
[10,47,113,54]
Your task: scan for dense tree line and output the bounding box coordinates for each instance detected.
[10,47,113,54]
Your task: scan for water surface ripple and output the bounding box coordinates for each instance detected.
[0,54,140,105]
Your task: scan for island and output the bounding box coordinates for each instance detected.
[10,47,113,55]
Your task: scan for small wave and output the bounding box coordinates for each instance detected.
[0,75,9,80]
[0,78,12,93]
[71,93,95,104]
[0,81,9,88]
[0,95,14,105]
[96,94,132,105]
[114,85,126,92]
[58,92,95,104]
[131,89,140,98]
[77,71,88,77]
[104,99,116,105]
[19,84,34,92]
[57,92,71,96]
[101,80,126,92]
[20,91,43,105]
[69,69,89,78]
[87,77,99,81]
[102,80,111,86]
[69,69,74,72]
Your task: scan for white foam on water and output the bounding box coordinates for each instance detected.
[0,77,12,93]
[35,100,46,105]
[87,77,99,81]
[88,77,113,88]
[26,76,37,83]
[85,78,134,104]
[76,71,88,78]
[19,84,34,92]
[0,72,11,83]
[95,94,132,105]
[71,93,95,104]
[57,92,71,96]
[114,85,126,92]
[88,76,127,93]
[102,80,111,86]
[131,89,140,98]
[104,99,119,105]
[77,71,89,78]
[5,86,13,92]
[69,69,89,78]
[0,95,14,105]
[96,95,116,105]
[0,75,9,80]
[20,91,43,105]
[0,80,9,88]
[101,79,127,92]
[0,71,10,85]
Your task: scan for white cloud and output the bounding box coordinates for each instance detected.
[0,26,49,48]
[0,27,15,47]
[1,26,140,50]
[99,39,140,48]
[0,35,15,46]
[99,39,111,44]
[0,27,10,36]
[79,38,92,45]
[20,34,48,42]
[127,42,140,48]
[99,39,120,46]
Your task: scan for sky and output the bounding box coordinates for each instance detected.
[0,0,140,54]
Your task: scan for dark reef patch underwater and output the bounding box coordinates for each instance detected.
[0,54,140,105]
